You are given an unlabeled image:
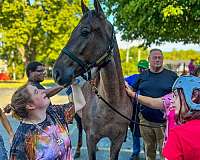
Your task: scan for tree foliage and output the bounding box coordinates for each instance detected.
[103,0,200,46]
[1,0,86,78]
[120,47,148,76]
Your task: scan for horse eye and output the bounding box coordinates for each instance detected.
[81,28,90,37]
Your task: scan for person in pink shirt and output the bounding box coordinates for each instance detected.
[126,75,200,159]
[163,75,200,160]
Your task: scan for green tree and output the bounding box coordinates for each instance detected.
[103,0,200,46]
[120,47,148,76]
[1,0,87,79]
[164,49,200,61]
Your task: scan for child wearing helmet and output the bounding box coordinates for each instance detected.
[125,75,200,159]
[162,76,200,159]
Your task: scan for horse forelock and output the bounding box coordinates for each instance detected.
[81,10,96,25]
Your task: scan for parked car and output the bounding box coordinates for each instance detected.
[0,73,10,80]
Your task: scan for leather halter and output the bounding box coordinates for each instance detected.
[61,11,115,81]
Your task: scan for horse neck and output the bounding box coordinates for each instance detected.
[99,42,125,103]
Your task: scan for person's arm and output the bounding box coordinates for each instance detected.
[71,83,86,112]
[138,95,163,110]
[0,108,14,143]
[45,85,64,97]
[125,85,163,109]
[51,83,86,123]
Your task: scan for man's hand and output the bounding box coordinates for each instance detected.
[125,82,135,98]
[46,85,64,97]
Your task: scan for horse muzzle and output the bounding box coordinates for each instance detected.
[53,67,74,87]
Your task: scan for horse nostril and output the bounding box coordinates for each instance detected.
[53,69,61,82]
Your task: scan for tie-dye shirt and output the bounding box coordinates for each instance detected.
[10,103,75,160]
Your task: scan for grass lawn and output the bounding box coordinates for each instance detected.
[0,79,55,88]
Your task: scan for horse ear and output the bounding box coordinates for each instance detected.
[94,0,105,16]
[81,0,89,14]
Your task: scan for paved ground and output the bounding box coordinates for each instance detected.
[0,88,161,159]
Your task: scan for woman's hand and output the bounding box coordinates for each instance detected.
[71,84,86,112]
[9,133,14,145]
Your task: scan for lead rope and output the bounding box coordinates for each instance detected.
[89,82,166,128]
[132,91,139,136]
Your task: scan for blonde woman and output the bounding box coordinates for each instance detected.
[7,83,85,160]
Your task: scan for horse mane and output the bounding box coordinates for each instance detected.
[112,37,125,93]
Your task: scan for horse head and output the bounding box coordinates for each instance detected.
[53,0,114,86]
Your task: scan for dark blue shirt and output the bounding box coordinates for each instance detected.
[132,69,178,123]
